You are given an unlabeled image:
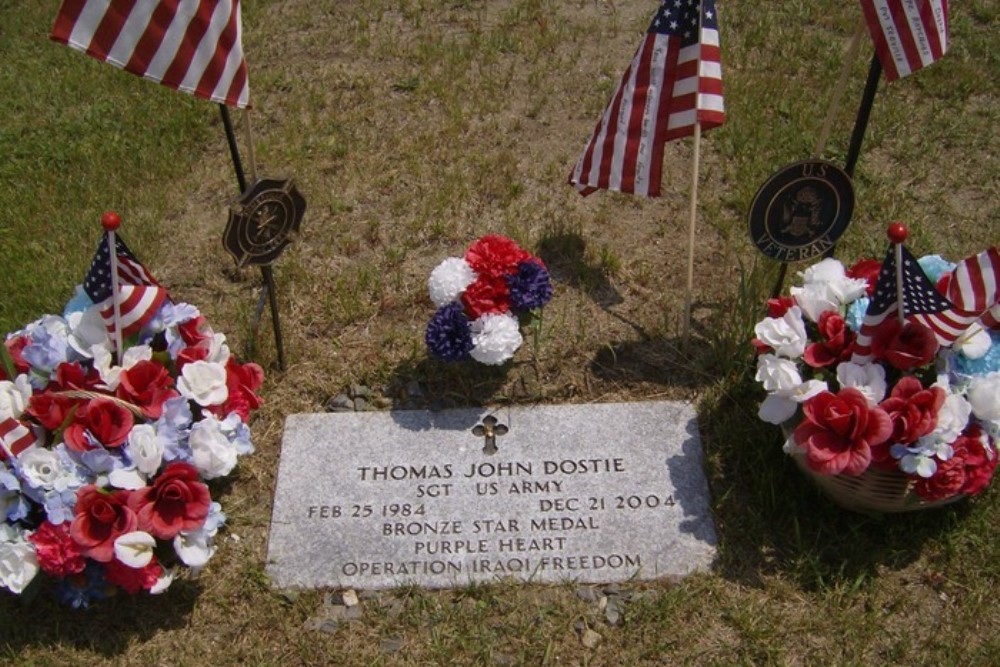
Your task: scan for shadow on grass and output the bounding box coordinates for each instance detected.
[387,356,516,413]
[698,375,978,592]
[1,578,201,655]
[536,229,623,308]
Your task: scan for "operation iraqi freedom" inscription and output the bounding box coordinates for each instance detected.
[266,402,717,589]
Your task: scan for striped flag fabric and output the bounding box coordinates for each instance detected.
[51,0,250,108]
[0,418,37,460]
[83,232,169,338]
[944,247,1000,319]
[851,244,983,363]
[569,0,725,197]
[859,0,949,82]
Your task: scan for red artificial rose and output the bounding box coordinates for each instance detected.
[464,235,532,279]
[846,259,882,297]
[128,462,211,539]
[63,398,135,451]
[3,336,30,375]
[70,486,138,562]
[26,392,77,431]
[803,311,855,368]
[218,358,264,421]
[793,388,893,476]
[766,296,796,318]
[461,275,511,319]
[104,557,164,594]
[28,521,87,577]
[178,315,211,347]
[53,362,101,391]
[871,319,939,371]
[877,376,945,445]
[116,359,178,419]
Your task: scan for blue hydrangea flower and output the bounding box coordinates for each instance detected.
[506,261,553,312]
[917,255,956,284]
[425,302,473,362]
[159,396,194,463]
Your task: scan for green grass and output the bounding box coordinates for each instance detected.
[2,1,998,665]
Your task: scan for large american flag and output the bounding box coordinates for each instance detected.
[851,244,986,364]
[569,0,725,197]
[51,0,250,108]
[84,232,169,337]
[859,0,949,82]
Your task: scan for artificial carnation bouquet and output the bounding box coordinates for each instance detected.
[0,290,263,606]
[425,235,553,365]
[751,248,1000,506]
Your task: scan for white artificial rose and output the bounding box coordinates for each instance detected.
[428,258,477,307]
[114,531,157,568]
[91,344,152,391]
[789,283,839,323]
[174,529,215,568]
[127,424,164,476]
[753,306,807,358]
[0,375,32,421]
[203,333,231,365]
[836,362,887,406]
[188,417,238,479]
[933,393,973,444]
[469,313,523,366]
[0,526,38,595]
[177,360,229,407]
[967,371,1000,421]
[799,258,868,304]
[755,354,802,393]
[17,449,68,491]
[67,306,110,359]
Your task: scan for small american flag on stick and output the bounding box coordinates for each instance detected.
[569,0,725,197]
[859,0,949,82]
[851,241,992,364]
[84,226,168,339]
[0,418,37,461]
[51,0,250,108]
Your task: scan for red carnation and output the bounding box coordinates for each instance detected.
[913,453,967,502]
[461,275,512,319]
[63,398,134,451]
[957,428,998,497]
[70,486,138,563]
[104,557,164,594]
[117,359,178,419]
[871,319,939,371]
[803,311,855,368]
[464,235,532,279]
[846,259,882,297]
[793,388,893,476]
[128,462,211,539]
[29,521,87,577]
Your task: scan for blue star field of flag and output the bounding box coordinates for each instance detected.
[83,233,142,303]
[867,244,955,318]
[648,0,717,45]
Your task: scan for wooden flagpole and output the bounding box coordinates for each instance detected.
[102,211,125,361]
[683,121,702,339]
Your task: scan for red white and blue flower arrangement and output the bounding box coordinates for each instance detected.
[0,215,263,606]
[752,224,1000,509]
[425,235,553,365]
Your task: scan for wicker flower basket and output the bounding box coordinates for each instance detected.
[789,451,966,514]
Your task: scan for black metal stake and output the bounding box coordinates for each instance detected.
[218,104,286,370]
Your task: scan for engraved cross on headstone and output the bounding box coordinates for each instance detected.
[472,415,508,455]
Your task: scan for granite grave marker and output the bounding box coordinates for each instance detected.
[266,401,717,589]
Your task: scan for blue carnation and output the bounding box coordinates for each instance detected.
[951,330,1000,376]
[845,297,870,333]
[425,302,473,362]
[917,255,955,284]
[56,562,112,609]
[506,261,553,312]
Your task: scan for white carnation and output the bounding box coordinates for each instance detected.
[753,306,807,358]
[428,258,477,307]
[469,313,523,365]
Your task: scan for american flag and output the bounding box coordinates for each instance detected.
[569,0,725,197]
[0,418,37,460]
[851,243,982,363]
[84,232,169,337]
[859,0,949,82]
[51,0,250,108]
